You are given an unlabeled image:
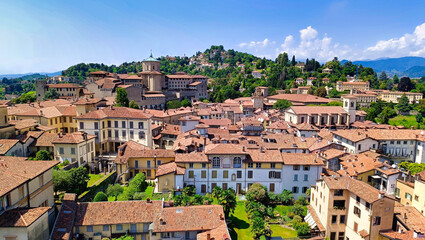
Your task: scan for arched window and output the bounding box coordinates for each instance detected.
[212,157,220,168]
[233,157,242,168]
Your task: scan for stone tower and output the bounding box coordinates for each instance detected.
[342,95,357,125]
[35,80,48,100]
[140,53,163,92]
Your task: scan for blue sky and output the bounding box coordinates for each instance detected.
[1,0,425,74]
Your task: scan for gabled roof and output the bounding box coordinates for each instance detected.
[156,162,185,177]
[52,132,96,144]
[115,141,175,164]
[281,153,323,166]
[0,139,20,154]
[0,207,51,227]
[76,107,152,120]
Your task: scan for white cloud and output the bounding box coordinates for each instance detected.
[364,23,425,59]
[238,38,274,49]
[300,26,317,41]
[278,26,353,62]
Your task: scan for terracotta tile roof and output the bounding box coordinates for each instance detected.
[167,74,207,79]
[323,176,385,203]
[196,223,230,240]
[320,148,347,160]
[139,71,163,75]
[16,105,76,118]
[0,139,20,154]
[0,156,59,196]
[144,108,192,118]
[0,207,50,227]
[115,141,175,164]
[288,106,347,115]
[76,106,152,120]
[153,205,226,233]
[380,230,419,240]
[309,139,334,152]
[35,125,56,132]
[180,115,201,121]
[161,124,181,135]
[33,133,59,147]
[51,194,77,240]
[89,70,109,75]
[266,121,291,130]
[9,119,38,130]
[73,98,103,105]
[52,132,96,144]
[338,153,383,177]
[293,122,320,131]
[75,200,163,226]
[246,149,282,162]
[200,118,232,126]
[18,131,44,143]
[156,162,185,177]
[175,152,209,163]
[394,206,425,232]
[267,94,332,104]
[306,205,325,232]
[417,170,425,181]
[359,229,369,238]
[205,144,247,155]
[281,153,323,165]
[334,129,420,142]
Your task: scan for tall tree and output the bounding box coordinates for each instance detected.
[107,184,124,201]
[291,55,296,66]
[416,113,423,128]
[393,75,400,84]
[129,100,139,109]
[397,94,411,113]
[379,71,388,81]
[115,88,129,107]
[398,77,414,92]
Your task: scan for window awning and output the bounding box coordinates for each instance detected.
[371,175,381,179]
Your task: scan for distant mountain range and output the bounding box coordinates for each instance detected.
[0,71,62,79]
[341,56,425,78]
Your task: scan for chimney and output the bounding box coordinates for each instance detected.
[207,234,211,240]
[379,191,385,199]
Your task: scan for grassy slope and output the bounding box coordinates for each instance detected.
[389,115,423,129]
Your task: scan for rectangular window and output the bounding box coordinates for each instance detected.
[117,224,123,230]
[334,190,343,196]
[211,183,217,190]
[332,215,337,224]
[59,147,64,154]
[354,206,361,217]
[365,202,370,209]
[79,122,84,129]
[122,121,126,128]
[222,183,228,190]
[270,163,276,169]
[270,183,275,192]
[103,225,109,231]
[338,232,345,240]
[256,163,262,168]
[139,131,145,139]
[212,170,217,178]
[87,226,93,232]
[94,122,99,129]
[71,148,76,155]
[304,165,310,171]
[330,232,336,240]
[107,121,111,128]
[131,224,137,233]
[139,122,144,129]
[130,121,134,128]
[356,196,360,203]
[115,130,119,138]
[202,163,206,168]
[201,170,206,178]
[201,184,206,193]
[357,144,361,150]
[294,174,298,181]
[340,215,346,224]
[157,160,161,166]
[302,187,308,193]
[146,170,151,178]
[304,174,308,181]
[354,222,358,232]
[373,216,381,225]
[293,165,300,170]
[189,163,194,168]
[122,130,126,137]
[147,160,151,168]
[130,130,134,139]
[189,171,194,178]
[292,187,299,193]
[223,170,228,178]
[248,163,253,168]
[248,170,253,179]
[114,121,118,128]
[237,171,242,179]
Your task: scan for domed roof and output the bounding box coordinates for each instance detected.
[143,53,160,62]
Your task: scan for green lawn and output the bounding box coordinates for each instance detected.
[228,202,251,240]
[274,205,307,217]
[389,115,422,129]
[270,224,297,238]
[87,174,103,187]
